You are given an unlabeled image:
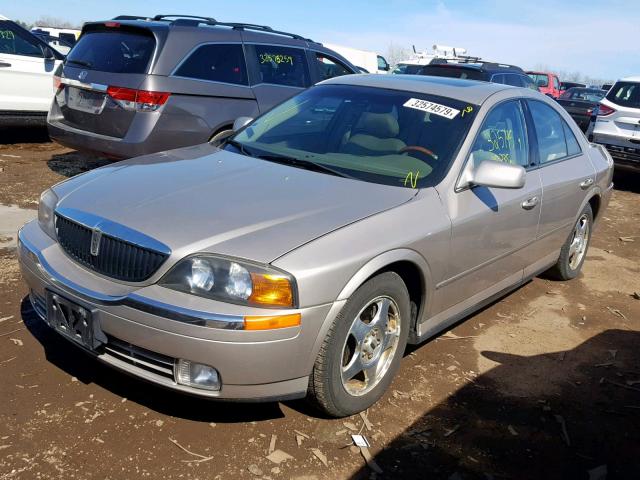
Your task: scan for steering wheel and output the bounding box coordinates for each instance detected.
[400,145,438,161]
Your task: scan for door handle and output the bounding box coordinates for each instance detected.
[580,178,594,190]
[0,61,11,68]
[521,196,539,210]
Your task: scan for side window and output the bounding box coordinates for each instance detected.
[491,74,506,85]
[553,76,560,90]
[174,44,247,85]
[314,53,352,81]
[563,122,581,156]
[253,44,309,88]
[0,21,43,57]
[504,74,522,87]
[470,101,529,167]
[377,55,389,71]
[528,101,581,163]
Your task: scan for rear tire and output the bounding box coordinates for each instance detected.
[307,272,410,418]
[546,204,593,280]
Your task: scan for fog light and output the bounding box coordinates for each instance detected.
[175,360,220,391]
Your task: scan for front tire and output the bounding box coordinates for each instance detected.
[547,203,593,280]
[308,272,411,417]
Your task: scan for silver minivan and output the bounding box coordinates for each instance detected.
[47,15,357,158]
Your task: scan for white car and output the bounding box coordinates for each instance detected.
[590,76,640,172]
[0,15,64,125]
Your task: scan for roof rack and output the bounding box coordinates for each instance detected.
[111,14,315,43]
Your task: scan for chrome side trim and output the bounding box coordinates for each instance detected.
[19,228,244,330]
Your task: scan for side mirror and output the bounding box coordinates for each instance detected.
[233,116,253,132]
[43,46,56,60]
[466,160,526,189]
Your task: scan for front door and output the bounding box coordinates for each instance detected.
[0,20,59,112]
[437,100,542,312]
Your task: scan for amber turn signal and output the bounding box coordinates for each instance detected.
[243,313,301,331]
[249,273,294,307]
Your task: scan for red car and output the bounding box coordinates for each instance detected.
[527,71,562,98]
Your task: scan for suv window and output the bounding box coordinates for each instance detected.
[392,64,423,75]
[253,44,309,88]
[66,30,155,73]
[528,101,581,163]
[0,21,43,57]
[314,53,352,81]
[470,100,529,166]
[606,81,640,109]
[504,74,525,87]
[421,66,486,81]
[175,43,247,85]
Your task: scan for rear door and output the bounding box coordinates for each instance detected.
[55,25,156,138]
[0,20,61,112]
[525,99,595,267]
[245,43,310,113]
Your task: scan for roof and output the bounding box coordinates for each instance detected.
[620,76,640,83]
[320,74,510,104]
[0,14,9,20]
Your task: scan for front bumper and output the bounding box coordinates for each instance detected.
[18,220,341,401]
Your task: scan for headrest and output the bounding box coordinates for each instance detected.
[355,112,400,138]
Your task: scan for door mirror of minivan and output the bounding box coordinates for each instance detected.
[468,160,526,189]
[233,116,253,132]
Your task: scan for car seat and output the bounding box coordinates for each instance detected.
[341,112,407,156]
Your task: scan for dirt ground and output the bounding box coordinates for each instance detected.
[1,127,639,480]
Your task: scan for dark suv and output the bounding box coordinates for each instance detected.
[47,15,357,158]
[419,59,538,90]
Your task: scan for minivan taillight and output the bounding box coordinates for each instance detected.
[596,104,616,117]
[107,86,171,112]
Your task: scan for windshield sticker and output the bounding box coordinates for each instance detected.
[404,171,420,188]
[259,53,294,66]
[403,98,460,119]
[460,106,474,117]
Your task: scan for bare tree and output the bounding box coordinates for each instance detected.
[33,16,81,29]
[386,42,411,66]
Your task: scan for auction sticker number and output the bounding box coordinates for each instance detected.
[403,98,460,119]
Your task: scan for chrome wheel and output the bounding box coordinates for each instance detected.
[568,214,590,270]
[340,296,401,396]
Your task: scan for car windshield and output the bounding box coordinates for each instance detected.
[560,88,606,102]
[229,84,478,189]
[421,66,485,81]
[65,29,155,73]
[606,82,640,109]
[528,73,549,87]
[391,64,423,75]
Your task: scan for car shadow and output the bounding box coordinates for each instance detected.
[20,296,287,423]
[47,151,112,178]
[613,170,640,194]
[0,126,50,144]
[348,329,640,479]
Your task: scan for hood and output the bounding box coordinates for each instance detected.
[54,144,416,264]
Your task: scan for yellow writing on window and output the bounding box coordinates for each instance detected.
[461,106,474,118]
[487,129,515,152]
[259,53,294,66]
[404,171,420,189]
[0,30,15,40]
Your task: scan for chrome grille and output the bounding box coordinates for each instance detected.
[103,335,175,380]
[55,214,168,282]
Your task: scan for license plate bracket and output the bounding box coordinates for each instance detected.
[46,291,102,350]
[67,87,106,114]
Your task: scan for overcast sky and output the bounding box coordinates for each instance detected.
[4,0,638,80]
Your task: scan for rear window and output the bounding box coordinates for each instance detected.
[421,66,485,81]
[174,44,247,85]
[66,29,155,73]
[391,64,423,75]
[606,82,640,109]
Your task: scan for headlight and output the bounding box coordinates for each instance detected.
[160,255,297,308]
[38,189,59,239]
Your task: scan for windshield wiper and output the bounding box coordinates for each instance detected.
[224,139,251,156]
[255,153,352,179]
[66,59,93,68]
